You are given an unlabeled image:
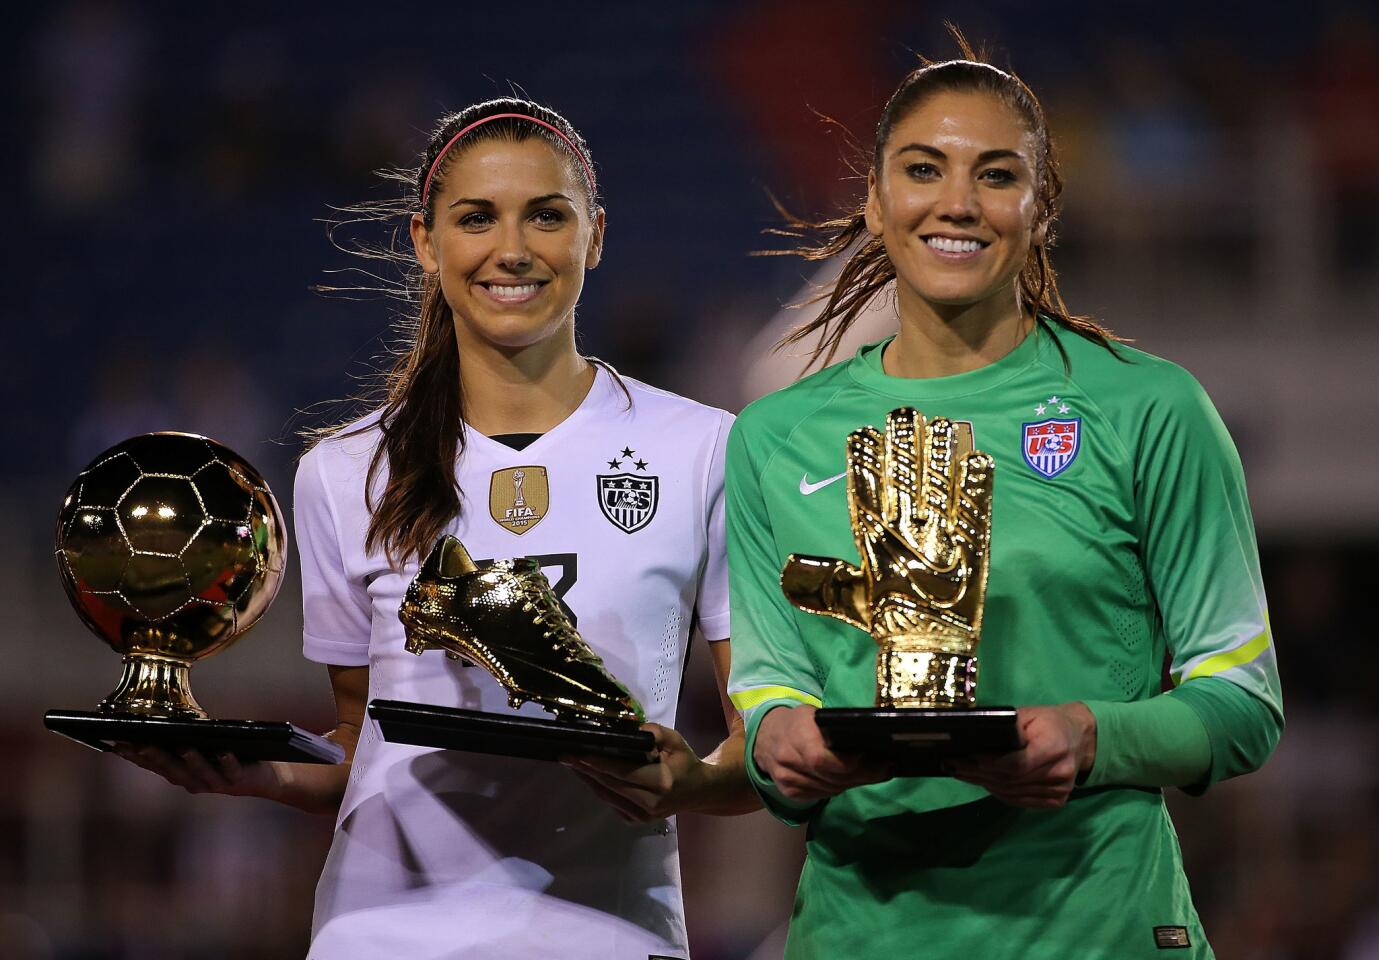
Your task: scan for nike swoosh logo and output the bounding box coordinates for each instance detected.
[799,471,847,496]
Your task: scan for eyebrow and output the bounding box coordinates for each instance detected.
[893,143,1027,164]
[447,192,574,209]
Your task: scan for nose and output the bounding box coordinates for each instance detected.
[936,175,979,225]
[494,219,532,273]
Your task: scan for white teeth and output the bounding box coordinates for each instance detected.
[926,236,984,253]
[486,283,541,301]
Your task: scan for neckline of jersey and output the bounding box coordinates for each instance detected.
[460,364,609,459]
[487,432,543,451]
[847,322,1049,400]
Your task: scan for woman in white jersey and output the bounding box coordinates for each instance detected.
[115,97,758,958]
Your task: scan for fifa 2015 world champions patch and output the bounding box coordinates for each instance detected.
[1153,926,1191,949]
[490,465,549,535]
[1022,396,1081,478]
[598,446,659,533]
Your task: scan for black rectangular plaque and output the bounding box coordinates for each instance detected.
[369,699,656,763]
[815,707,1021,776]
[44,710,345,764]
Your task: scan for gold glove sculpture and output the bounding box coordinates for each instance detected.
[400,536,645,726]
[781,408,995,708]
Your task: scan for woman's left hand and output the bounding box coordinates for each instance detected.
[563,723,710,823]
[948,703,1097,810]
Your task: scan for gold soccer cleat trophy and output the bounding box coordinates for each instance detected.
[46,433,343,764]
[781,408,1019,774]
[368,536,655,762]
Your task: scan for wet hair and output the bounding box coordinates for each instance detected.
[771,30,1122,370]
[312,97,617,567]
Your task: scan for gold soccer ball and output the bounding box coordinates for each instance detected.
[55,433,286,716]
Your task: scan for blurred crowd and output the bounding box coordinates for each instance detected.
[6,1,1379,958]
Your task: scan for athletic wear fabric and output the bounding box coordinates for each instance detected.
[1083,694,1211,788]
[298,368,731,959]
[726,324,1282,959]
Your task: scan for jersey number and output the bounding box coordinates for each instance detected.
[476,552,579,626]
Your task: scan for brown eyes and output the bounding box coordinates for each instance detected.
[902,163,1018,185]
[456,209,567,229]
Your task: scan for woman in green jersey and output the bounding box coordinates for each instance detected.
[725,39,1282,959]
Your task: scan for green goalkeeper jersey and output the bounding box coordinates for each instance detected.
[725,323,1282,960]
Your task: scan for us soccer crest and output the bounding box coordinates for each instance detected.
[490,465,549,535]
[1022,418,1081,478]
[597,446,659,534]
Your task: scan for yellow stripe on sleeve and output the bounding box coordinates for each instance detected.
[729,686,823,711]
[1178,627,1272,685]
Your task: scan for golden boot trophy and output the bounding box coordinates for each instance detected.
[369,535,655,763]
[781,408,1019,774]
[46,432,343,763]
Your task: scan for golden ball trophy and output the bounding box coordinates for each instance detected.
[782,408,1019,774]
[369,535,655,761]
[45,432,343,763]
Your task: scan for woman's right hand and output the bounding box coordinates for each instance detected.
[108,666,366,815]
[113,745,285,801]
[753,704,893,801]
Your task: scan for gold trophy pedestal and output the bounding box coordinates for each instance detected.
[816,644,1017,775]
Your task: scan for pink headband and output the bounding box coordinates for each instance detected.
[420,112,596,210]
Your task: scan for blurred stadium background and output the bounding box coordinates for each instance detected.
[6,1,1379,957]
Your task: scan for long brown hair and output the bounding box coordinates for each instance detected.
[312,98,613,567]
[770,31,1122,370]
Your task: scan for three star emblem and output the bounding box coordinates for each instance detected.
[607,447,649,471]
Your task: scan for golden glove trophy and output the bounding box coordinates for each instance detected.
[369,535,655,762]
[45,433,343,764]
[782,408,1019,775]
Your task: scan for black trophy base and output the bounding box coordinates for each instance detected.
[44,710,346,764]
[369,699,656,763]
[815,707,1021,776]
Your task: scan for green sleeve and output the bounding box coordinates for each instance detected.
[1081,694,1210,788]
[723,416,825,825]
[1166,677,1282,794]
[1131,367,1283,787]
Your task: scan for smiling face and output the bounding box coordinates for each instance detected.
[410,137,604,352]
[866,89,1043,315]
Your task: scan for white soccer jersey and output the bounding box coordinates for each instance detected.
[295,367,731,960]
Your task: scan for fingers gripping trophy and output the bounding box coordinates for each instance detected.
[782,408,1019,773]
